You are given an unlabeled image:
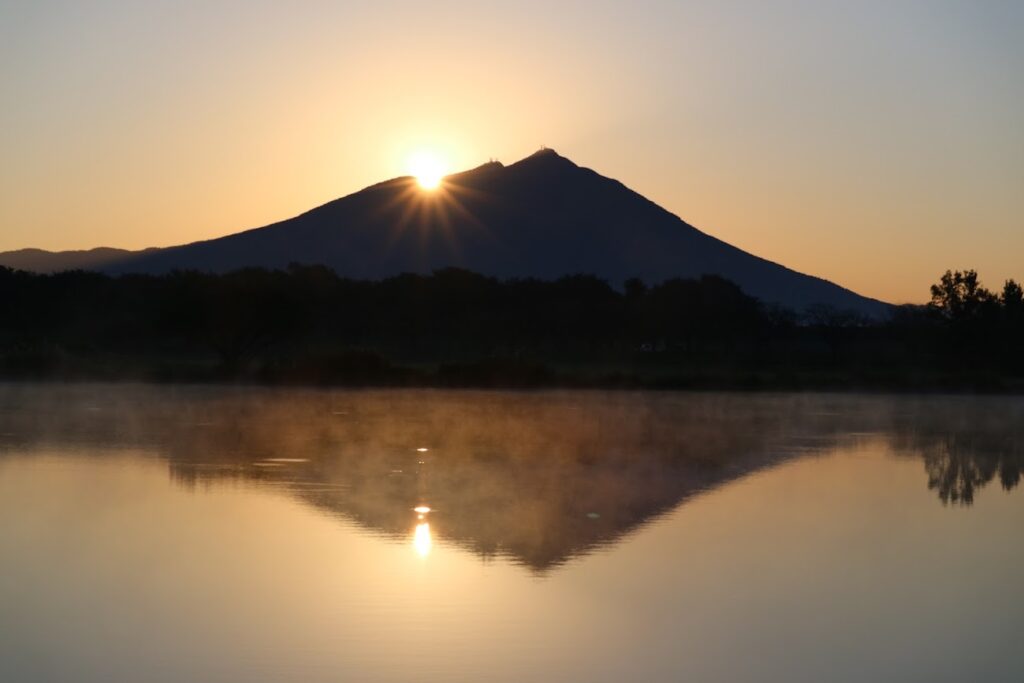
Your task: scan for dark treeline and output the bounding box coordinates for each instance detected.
[1,265,1022,389]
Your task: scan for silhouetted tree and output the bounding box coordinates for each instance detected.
[1,263,1021,388]
[929,269,997,321]
[805,304,868,362]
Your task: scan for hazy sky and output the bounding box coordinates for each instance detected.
[1,1,1021,302]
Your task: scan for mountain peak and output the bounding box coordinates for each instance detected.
[447,159,504,182]
[508,147,578,173]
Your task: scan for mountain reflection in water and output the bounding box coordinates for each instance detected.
[0,386,1021,572]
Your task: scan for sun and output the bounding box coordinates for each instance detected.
[407,150,448,190]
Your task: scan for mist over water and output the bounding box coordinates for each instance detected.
[1,385,1022,682]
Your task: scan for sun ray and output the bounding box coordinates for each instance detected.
[367,163,503,265]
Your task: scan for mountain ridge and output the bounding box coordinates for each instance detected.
[0,247,161,273]
[0,150,889,315]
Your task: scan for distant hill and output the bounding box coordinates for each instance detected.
[0,247,159,273]
[0,150,888,315]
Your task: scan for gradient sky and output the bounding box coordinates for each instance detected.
[2,1,1021,303]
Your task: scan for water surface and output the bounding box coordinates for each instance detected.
[1,385,1022,682]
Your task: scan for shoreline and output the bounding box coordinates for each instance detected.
[3,365,1021,396]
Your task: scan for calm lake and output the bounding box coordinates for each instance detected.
[1,385,1022,682]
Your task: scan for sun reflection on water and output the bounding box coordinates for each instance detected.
[413,522,432,557]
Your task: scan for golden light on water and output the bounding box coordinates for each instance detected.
[413,522,432,557]
[407,150,448,190]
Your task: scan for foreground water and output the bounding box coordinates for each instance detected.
[0,385,1022,683]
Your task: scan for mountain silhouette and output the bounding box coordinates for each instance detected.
[0,247,160,273]
[0,149,887,314]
